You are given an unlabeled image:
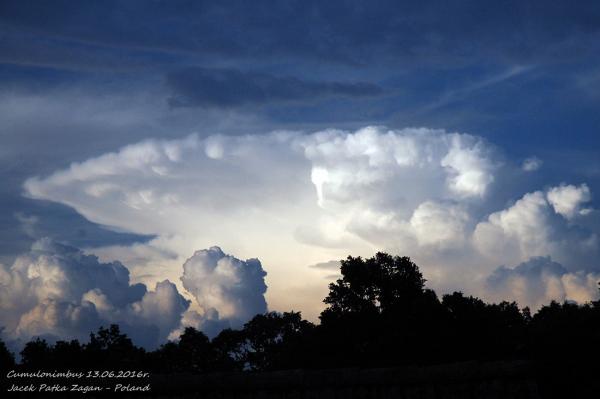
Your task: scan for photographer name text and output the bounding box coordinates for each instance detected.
[5,369,152,394]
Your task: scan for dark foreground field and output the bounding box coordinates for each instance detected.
[149,360,539,399]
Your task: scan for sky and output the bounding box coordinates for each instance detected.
[1,0,600,349]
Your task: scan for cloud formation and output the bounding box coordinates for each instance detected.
[486,257,600,310]
[297,127,496,253]
[181,246,267,330]
[522,157,542,172]
[546,183,591,219]
[0,239,271,349]
[473,185,596,269]
[22,126,499,264]
[302,127,495,201]
[0,239,189,349]
[22,127,600,316]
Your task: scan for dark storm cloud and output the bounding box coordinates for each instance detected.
[166,67,383,108]
[0,195,154,265]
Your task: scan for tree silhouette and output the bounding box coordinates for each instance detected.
[319,253,445,367]
[85,324,145,368]
[528,300,600,398]
[322,253,428,317]
[211,328,247,371]
[20,338,52,369]
[52,339,85,369]
[178,327,214,372]
[0,337,15,371]
[148,341,180,373]
[241,311,315,371]
[441,292,528,361]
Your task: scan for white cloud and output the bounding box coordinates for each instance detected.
[546,183,592,219]
[522,157,542,172]
[181,246,267,326]
[473,186,597,269]
[23,127,497,242]
[128,280,190,342]
[299,127,495,207]
[24,132,313,241]
[473,191,554,265]
[486,257,600,310]
[0,239,189,349]
[296,127,496,253]
[0,238,274,351]
[440,135,495,197]
[409,201,470,248]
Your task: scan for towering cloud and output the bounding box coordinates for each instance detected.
[181,246,267,328]
[0,239,189,349]
[294,127,497,254]
[300,127,495,204]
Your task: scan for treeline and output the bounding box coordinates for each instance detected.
[2,253,600,384]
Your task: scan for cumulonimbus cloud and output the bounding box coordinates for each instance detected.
[21,126,599,316]
[23,127,498,252]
